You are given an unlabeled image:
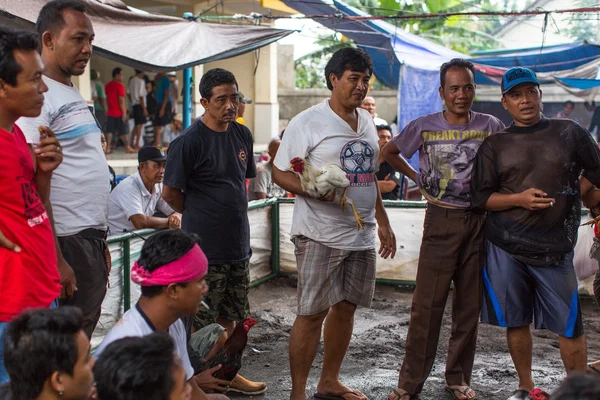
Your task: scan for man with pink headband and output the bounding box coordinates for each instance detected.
[95,230,230,399]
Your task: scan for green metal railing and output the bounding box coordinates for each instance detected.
[108,199,594,311]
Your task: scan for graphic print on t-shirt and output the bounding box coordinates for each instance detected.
[339,139,375,187]
[16,157,47,226]
[419,129,492,202]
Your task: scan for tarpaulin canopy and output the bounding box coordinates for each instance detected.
[556,77,600,90]
[0,0,294,72]
[282,0,464,88]
[283,0,600,88]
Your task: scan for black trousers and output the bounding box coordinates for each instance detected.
[58,228,109,338]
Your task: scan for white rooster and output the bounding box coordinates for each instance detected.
[290,157,364,230]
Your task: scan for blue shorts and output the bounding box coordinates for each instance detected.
[481,241,583,338]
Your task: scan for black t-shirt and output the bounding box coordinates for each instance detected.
[108,164,116,191]
[376,161,400,200]
[471,117,600,260]
[164,119,256,264]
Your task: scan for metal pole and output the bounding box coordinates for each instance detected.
[123,240,131,311]
[182,12,194,129]
[183,67,192,129]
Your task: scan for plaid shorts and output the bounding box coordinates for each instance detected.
[293,236,377,316]
[193,261,250,330]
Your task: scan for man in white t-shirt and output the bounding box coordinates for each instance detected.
[128,70,148,150]
[361,95,387,126]
[16,0,109,338]
[95,230,229,400]
[108,146,181,234]
[273,47,396,400]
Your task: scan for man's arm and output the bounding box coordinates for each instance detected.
[159,88,169,117]
[581,176,600,208]
[272,166,311,198]
[139,96,147,117]
[377,174,397,193]
[483,189,554,211]
[162,185,185,213]
[128,214,169,230]
[374,176,396,259]
[118,94,127,123]
[382,141,418,183]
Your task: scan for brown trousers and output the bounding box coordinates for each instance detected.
[398,204,485,394]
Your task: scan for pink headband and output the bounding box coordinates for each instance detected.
[131,244,208,286]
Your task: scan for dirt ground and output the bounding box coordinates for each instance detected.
[230,276,600,400]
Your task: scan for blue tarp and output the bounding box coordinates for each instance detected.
[556,77,600,90]
[283,0,600,87]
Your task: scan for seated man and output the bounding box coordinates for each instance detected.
[94,332,192,400]
[375,125,401,200]
[108,146,181,234]
[94,230,229,400]
[3,307,95,400]
[248,139,287,200]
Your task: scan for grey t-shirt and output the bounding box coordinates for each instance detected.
[393,110,505,208]
[94,305,194,380]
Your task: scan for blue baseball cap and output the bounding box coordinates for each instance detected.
[501,67,540,94]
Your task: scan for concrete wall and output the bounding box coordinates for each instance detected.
[278,88,399,127]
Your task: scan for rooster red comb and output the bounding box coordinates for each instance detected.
[242,317,257,332]
[290,157,305,174]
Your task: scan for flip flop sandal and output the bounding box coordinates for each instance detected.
[588,363,600,375]
[388,388,412,399]
[445,386,477,400]
[314,392,361,400]
[507,389,530,400]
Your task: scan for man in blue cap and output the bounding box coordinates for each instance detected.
[470,67,600,400]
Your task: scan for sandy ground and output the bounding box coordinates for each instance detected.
[229,276,600,400]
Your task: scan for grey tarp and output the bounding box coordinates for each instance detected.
[0,0,293,72]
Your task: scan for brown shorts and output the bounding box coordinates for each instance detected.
[293,236,376,316]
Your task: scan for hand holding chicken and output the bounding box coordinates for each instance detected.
[290,157,365,230]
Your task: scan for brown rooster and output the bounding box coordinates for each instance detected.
[194,317,257,381]
[290,157,364,230]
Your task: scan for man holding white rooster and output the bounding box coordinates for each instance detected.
[273,47,396,400]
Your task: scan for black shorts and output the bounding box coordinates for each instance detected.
[154,102,172,127]
[58,228,109,338]
[132,104,146,125]
[105,116,129,135]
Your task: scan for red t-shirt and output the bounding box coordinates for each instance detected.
[105,80,125,117]
[0,125,60,322]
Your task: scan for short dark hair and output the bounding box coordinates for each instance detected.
[564,100,575,107]
[550,373,600,399]
[439,58,476,89]
[112,67,122,78]
[36,0,86,38]
[135,69,143,75]
[324,47,373,91]
[94,333,177,400]
[137,230,199,297]
[4,307,84,400]
[0,27,40,87]
[376,124,393,133]
[199,68,238,100]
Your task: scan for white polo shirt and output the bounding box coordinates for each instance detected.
[108,172,174,234]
